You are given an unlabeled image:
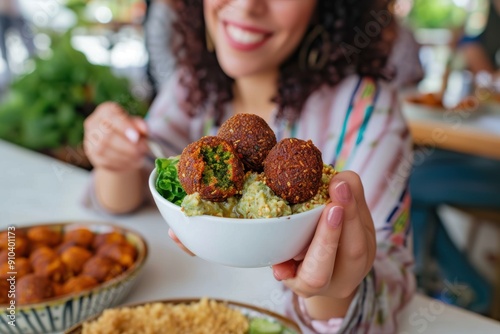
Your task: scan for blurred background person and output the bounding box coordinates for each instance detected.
[144,0,176,98]
[0,0,35,81]
[459,0,500,74]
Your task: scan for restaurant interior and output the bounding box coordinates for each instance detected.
[1,0,500,333]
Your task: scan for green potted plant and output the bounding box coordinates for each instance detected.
[0,31,147,168]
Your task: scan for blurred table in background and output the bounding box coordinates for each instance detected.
[402,97,500,160]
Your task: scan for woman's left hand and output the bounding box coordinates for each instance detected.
[272,171,376,319]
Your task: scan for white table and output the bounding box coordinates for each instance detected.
[1,140,500,333]
[402,96,500,160]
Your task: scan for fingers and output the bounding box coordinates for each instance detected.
[168,229,195,256]
[322,172,375,298]
[296,205,344,287]
[329,171,364,222]
[272,260,298,281]
[293,247,308,261]
[84,102,149,171]
[100,130,147,158]
[330,171,373,230]
[329,171,375,266]
[131,117,148,136]
[98,102,147,141]
[329,172,374,254]
[277,171,376,300]
[278,204,344,295]
[87,143,144,172]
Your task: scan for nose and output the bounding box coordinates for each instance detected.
[226,0,267,16]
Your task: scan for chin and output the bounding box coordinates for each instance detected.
[217,59,256,78]
[219,65,255,79]
[216,54,270,79]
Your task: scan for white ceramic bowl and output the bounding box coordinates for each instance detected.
[149,169,323,268]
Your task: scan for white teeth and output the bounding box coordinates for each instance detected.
[226,24,266,45]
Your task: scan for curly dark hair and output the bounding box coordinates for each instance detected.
[172,0,396,124]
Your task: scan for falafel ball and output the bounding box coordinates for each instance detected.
[0,257,32,280]
[29,246,58,267]
[63,228,94,248]
[33,257,68,283]
[81,256,124,283]
[217,113,277,172]
[0,232,29,257]
[97,242,137,268]
[60,246,93,275]
[92,232,126,250]
[27,226,62,247]
[0,279,9,304]
[0,250,7,263]
[62,275,99,295]
[263,138,323,204]
[56,241,78,254]
[16,274,55,304]
[178,136,245,202]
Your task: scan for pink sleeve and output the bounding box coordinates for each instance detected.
[146,73,193,156]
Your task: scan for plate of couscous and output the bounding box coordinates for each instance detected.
[65,298,301,334]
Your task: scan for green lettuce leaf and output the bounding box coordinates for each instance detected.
[155,157,187,206]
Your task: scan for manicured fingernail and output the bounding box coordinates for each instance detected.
[125,128,139,143]
[273,270,282,281]
[327,206,343,229]
[335,181,352,203]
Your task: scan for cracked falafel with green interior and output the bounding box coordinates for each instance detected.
[217,113,277,172]
[263,138,323,204]
[178,136,245,202]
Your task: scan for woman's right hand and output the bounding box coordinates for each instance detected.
[84,102,149,172]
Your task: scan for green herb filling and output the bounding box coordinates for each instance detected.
[201,145,233,190]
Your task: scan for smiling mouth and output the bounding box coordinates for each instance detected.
[227,24,267,44]
[223,21,272,50]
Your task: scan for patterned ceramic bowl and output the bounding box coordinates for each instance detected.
[0,222,148,334]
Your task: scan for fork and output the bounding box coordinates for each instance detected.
[147,138,167,159]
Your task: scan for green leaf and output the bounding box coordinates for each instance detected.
[56,104,76,129]
[155,157,187,206]
[66,119,84,147]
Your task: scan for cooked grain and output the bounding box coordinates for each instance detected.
[82,298,249,334]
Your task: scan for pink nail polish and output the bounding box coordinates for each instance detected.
[125,128,139,143]
[335,181,352,203]
[327,206,343,228]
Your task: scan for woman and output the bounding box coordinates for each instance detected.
[84,0,414,332]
